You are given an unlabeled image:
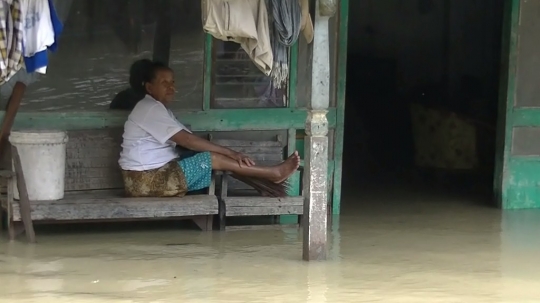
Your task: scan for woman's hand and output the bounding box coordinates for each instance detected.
[229,151,255,167]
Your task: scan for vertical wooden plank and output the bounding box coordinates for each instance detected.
[281,128,300,224]
[288,43,299,108]
[126,0,143,54]
[0,82,26,157]
[494,0,520,208]
[332,0,349,215]
[218,173,228,230]
[203,34,214,111]
[152,0,172,64]
[11,146,35,243]
[303,0,333,261]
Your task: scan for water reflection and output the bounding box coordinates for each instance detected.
[13,0,204,112]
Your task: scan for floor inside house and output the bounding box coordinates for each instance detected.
[1,182,540,302]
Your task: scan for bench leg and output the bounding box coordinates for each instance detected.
[218,174,228,231]
[218,198,226,231]
[192,215,213,231]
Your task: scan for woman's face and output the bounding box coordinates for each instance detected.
[146,69,176,104]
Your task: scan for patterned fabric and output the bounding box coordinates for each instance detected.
[0,0,23,85]
[122,161,188,198]
[410,102,478,170]
[178,152,213,191]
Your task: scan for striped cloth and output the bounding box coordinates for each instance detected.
[0,0,24,85]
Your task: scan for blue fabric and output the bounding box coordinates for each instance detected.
[23,0,64,73]
[47,0,63,52]
[178,152,213,191]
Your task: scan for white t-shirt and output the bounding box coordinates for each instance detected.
[20,0,55,57]
[119,95,191,171]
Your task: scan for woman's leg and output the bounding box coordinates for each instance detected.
[211,151,300,183]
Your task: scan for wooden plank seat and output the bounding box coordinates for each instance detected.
[209,136,303,230]
[0,128,218,241]
[10,190,217,222]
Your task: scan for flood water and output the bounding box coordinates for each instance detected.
[0,185,539,303]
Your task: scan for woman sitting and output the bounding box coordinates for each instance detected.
[119,59,300,197]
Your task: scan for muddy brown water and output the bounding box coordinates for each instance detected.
[0,185,539,302]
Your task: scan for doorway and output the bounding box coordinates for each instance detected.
[342,0,506,207]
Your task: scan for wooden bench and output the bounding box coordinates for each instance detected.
[209,136,303,230]
[0,128,218,241]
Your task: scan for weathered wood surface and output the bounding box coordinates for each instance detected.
[210,138,284,191]
[65,128,124,191]
[303,0,333,261]
[224,197,303,216]
[11,189,218,222]
[11,146,36,243]
[0,170,13,178]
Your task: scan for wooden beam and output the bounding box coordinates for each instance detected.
[288,43,299,108]
[152,0,172,64]
[127,0,143,54]
[494,0,521,208]
[11,146,36,243]
[0,82,26,157]
[203,34,214,111]
[0,108,338,132]
[303,0,335,261]
[332,0,349,215]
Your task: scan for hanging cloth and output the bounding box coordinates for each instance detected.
[299,0,314,44]
[0,0,24,85]
[202,0,273,76]
[267,0,302,88]
[21,0,63,74]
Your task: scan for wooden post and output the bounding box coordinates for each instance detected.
[0,82,26,149]
[11,146,36,243]
[152,0,172,64]
[303,0,336,261]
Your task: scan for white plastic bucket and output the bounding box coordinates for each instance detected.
[9,130,69,201]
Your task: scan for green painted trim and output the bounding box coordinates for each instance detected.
[3,108,337,132]
[503,157,540,209]
[288,43,299,108]
[511,109,540,126]
[495,0,520,209]
[203,34,213,111]
[282,128,300,224]
[332,0,349,215]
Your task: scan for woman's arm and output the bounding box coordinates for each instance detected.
[170,130,231,155]
[170,130,255,166]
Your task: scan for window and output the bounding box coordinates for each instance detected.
[211,40,288,109]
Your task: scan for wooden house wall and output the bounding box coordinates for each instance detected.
[0,0,349,214]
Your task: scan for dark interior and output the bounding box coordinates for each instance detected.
[342,0,505,205]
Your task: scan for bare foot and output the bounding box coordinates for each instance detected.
[273,151,300,183]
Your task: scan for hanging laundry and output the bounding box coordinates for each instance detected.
[202,0,273,76]
[20,0,63,74]
[267,0,312,88]
[0,0,24,85]
[299,0,314,44]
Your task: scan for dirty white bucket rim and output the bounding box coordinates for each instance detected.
[9,130,68,145]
